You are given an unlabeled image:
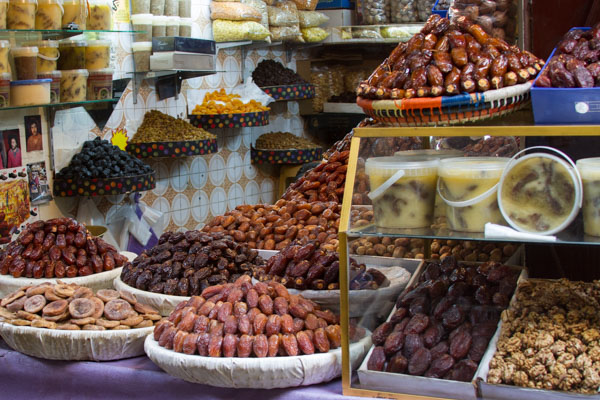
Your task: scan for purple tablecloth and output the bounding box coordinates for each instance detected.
[0,339,368,400]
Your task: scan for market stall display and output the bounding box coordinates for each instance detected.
[449,0,518,43]
[252,132,322,164]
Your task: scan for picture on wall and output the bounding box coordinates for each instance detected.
[0,177,30,244]
[1,128,22,168]
[24,115,43,152]
[27,162,52,205]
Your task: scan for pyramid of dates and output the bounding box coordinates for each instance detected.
[357,14,544,99]
[0,218,127,278]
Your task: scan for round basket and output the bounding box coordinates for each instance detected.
[113,275,189,316]
[126,138,218,159]
[53,172,156,197]
[357,81,532,127]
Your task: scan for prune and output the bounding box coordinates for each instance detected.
[449,330,472,359]
[390,307,408,325]
[405,314,430,334]
[427,280,448,299]
[409,297,430,316]
[423,323,444,348]
[471,322,498,338]
[372,321,393,345]
[403,333,424,359]
[433,296,454,320]
[384,331,405,356]
[367,346,386,371]
[442,305,465,330]
[447,282,468,298]
[469,306,501,325]
[426,354,455,378]
[430,341,449,360]
[408,348,432,375]
[469,336,489,362]
[445,359,478,382]
[386,353,408,373]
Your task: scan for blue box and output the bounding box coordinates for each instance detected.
[316,0,354,10]
[531,27,600,125]
[432,0,448,18]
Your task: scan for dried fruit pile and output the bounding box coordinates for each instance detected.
[131,110,216,143]
[0,218,127,279]
[154,275,347,357]
[357,15,544,100]
[203,201,341,252]
[350,237,426,259]
[450,0,517,43]
[536,24,600,88]
[252,59,309,86]
[487,279,600,393]
[120,231,266,296]
[0,282,163,330]
[253,240,390,291]
[367,256,519,381]
[255,132,319,150]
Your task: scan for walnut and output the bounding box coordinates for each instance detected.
[502,362,517,383]
[575,353,593,370]
[507,352,526,369]
[489,355,506,369]
[556,368,583,391]
[556,353,575,368]
[550,340,567,355]
[567,310,582,323]
[582,328,600,344]
[524,347,536,358]
[566,337,586,356]
[487,368,503,384]
[535,348,555,367]
[567,322,589,335]
[500,336,522,353]
[589,345,600,362]
[550,362,567,378]
[582,368,600,391]
[512,370,529,387]
[529,363,546,379]
[535,332,554,349]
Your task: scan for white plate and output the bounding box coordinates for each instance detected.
[144,333,372,389]
[0,252,136,298]
[0,322,153,361]
[113,276,190,316]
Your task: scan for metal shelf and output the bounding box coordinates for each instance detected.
[0,28,142,40]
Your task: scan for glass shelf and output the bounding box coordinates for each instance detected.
[0,28,142,40]
[0,98,118,112]
[348,219,600,246]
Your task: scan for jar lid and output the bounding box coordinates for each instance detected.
[438,157,510,178]
[86,40,112,46]
[577,157,600,179]
[38,71,62,78]
[132,41,152,51]
[131,13,154,24]
[59,39,87,47]
[365,155,439,173]
[88,68,114,74]
[60,69,89,77]
[179,18,193,26]
[24,40,59,47]
[0,40,9,48]
[11,46,39,55]
[166,16,180,25]
[11,79,53,86]
[0,72,11,79]
[153,15,168,25]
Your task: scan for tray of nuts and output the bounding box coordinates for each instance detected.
[357,256,526,400]
[0,282,165,361]
[0,218,133,297]
[143,275,372,389]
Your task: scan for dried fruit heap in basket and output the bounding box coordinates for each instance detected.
[252,59,309,87]
[131,110,216,143]
[487,279,600,393]
[253,240,390,291]
[0,282,164,330]
[191,89,270,114]
[536,24,600,88]
[153,275,349,357]
[120,231,266,296]
[0,218,127,279]
[356,14,544,100]
[255,132,319,150]
[367,256,519,381]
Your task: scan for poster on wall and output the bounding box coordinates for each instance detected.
[1,128,22,169]
[0,171,31,244]
[27,162,52,205]
[24,115,43,152]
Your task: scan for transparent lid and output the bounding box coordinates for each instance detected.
[166,16,180,26]
[38,70,62,78]
[12,46,39,56]
[131,13,154,24]
[438,157,510,179]
[86,40,111,47]
[88,67,113,75]
[576,157,600,179]
[24,40,58,48]
[59,39,87,47]
[0,40,9,48]
[132,41,152,51]
[153,15,168,25]
[60,68,89,77]
[11,79,52,85]
[394,149,463,158]
[365,156,439,176]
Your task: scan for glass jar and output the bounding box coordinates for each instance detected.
[0,40,9,74]
[7,0,37,29]
[0,0,8,29]
[178,17,191,37]
[87,0,111,30]
[150,0,164,15]
[12,46,38,80]
[166,15,178,36]
[62,0,86,29]
[58,39,86,70]
[131,13,152,42]
[85,39,110,69]
[25,40,58,72]
[132,41,151,72]
[178,0,189,17]
[152,15,167,37]
[35,0,63,29]
[60,68,88,101]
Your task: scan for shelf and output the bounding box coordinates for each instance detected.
[353,125,600,137]
[0,28,142,40]
[0,98,118,112]
[130,69,219,104]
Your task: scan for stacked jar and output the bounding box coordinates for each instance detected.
[7,0,37,29]
[0,40,9,107]
[10,46,52,106]
[87,0,112,30]
[24,40,60,103]
[36,0,63,29]
[62,0,86,28]
[85,40,112,100]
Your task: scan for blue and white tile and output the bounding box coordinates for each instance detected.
[191,189,209,222]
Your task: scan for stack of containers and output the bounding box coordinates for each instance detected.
[0,40,10,106]
[211,0,270,42]
[267,1,302,42]
[62,0,86,29]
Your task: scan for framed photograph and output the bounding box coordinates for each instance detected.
[1,128,20,169]
[27,162,52,205]
[24,115,43,152]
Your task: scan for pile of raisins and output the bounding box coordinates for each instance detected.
[367,256,519,381]
[251,60,308,87]
[120,231,266,296]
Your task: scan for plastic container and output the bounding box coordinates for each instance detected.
[85,39,110,69]
[10,78,51,106]
[87,67,112,100]
[59,68,88,102]
[150,0,164,15]
[62,0,86,28]
[7,0,37,29]
[132,41,151,72]
[0,0,8,29]
[438,157,510,232]
[178,0,190,17]
[178,17,191,37]
[152,15,167,37]
[165,0,177,15]
[58,39,86,70]
[87,0,111,30]
[131,13,152,42]
[365,156,439,229]
[0,72,10,107]
[38,70,60,103]
[35,0,63,29]
[577,157,600,237]
[166,15,178,36]
[498,147,582,236]
[12,46,38,80]
[0,40,9,74]
[131,0,150,13]
[25,40,59,73]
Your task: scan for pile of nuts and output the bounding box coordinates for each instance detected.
[0,282,163,330]
[153,275,350,357]
[191,89,270,114]
[120,231,265,296]
[349,237,425,259]
[434,136,518,157]
[131,110,216,143]
[253,240,390,290]
[255,132,320,150]
[0,218,127,279]
[487,279,600,393]
[450,0,517,43]
[367,256,519,380]
[203,200,341,252]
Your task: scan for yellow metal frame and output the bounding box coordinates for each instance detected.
[338,124,600,399]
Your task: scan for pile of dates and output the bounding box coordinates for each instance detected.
[0,218,126,278]
[153,275,350,357]
[367,256,519,381]
[0,282,163,330]
[253,240,390,290]
[450,0,517,43]
[536,24,600,88]
[120,231,266,296]
[203,200,340,252]
[357,15,544,100]
[350,237,425,259]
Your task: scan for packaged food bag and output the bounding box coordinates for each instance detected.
[212,19,271,41]
[298,10,328,28]
[210,1,262,21]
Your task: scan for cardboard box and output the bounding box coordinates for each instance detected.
[316,0,354,9]
[150,52,215,71]
[320,9,355,27]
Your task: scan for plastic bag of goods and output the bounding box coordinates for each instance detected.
[290,0,318,11]
[270,25,303,41]
[212,19,271,41]
[360,0,389,24]
[390,0,417,23]
[241,0,269,29]
[301,27,328,42]
[298,10,328,28]
[267,1,299,26]
[210,2,262,21]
